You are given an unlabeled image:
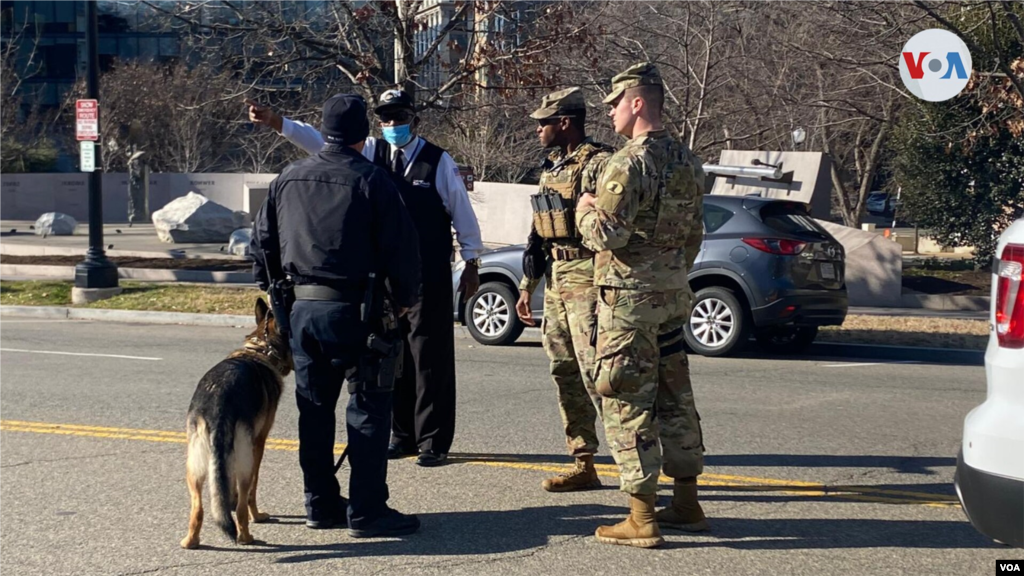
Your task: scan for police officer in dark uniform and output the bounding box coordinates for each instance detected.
[251,93,422,537]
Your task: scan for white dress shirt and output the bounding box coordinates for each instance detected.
[281,117,483,261]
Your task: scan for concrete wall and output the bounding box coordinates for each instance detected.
[468,181,534,247]
[710,151,833,219]
[815,219,903,307]
[1,173,278,223]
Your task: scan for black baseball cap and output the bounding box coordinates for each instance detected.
[374,89,415,115]
[320,93,370,145]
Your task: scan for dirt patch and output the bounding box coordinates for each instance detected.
[902,268,991,295]
[820,314,989,350]
[0,254,251,272]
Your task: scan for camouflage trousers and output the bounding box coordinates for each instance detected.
[593,286,704,495]
[541,258,602,457]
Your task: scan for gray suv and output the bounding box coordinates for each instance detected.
[452,195,848,356]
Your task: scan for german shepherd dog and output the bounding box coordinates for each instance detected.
[180,298,293,549]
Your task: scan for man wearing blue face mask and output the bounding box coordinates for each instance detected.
[248,90,482,468]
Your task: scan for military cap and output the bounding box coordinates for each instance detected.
[529,87,587,119]
[602,62,663,104]
[374,88,415,114]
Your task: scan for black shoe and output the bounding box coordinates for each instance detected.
[416,451,448,467]
[349,508,420,539]
[306,498,349,529]
[387,443,417,460]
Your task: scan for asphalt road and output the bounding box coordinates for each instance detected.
[0,315,1009,576]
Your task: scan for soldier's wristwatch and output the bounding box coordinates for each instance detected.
[464,258,481,268]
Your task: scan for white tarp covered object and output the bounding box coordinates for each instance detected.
[152,192,246,243]
[34,212,78,236]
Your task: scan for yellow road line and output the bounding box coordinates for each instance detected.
[0,421,341,452]
[0,420,958,508]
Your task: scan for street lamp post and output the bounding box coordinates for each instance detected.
[73,0,119,300]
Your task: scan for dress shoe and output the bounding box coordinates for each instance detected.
[387,442,417,460]
[416,452,448,467]
[349,507,420,538]
[306,498,349,529]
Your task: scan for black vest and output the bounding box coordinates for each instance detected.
[373,138,453,271]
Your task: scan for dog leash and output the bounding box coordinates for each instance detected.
[333,446,350,473]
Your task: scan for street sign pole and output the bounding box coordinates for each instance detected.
[74,0,118,291]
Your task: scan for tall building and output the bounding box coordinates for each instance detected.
[412,0,465,91]
[412,0,535,91]
[1,1,181,109]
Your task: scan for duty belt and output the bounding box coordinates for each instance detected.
[293,284,362,302]
[551,246,594,261]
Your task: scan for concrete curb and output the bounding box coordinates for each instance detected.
[0,264,253,284]
[0,305,253,327]
[804,341,984,366]
[2,306,982,364]
[900,293,989,312]
[0,242,246,260]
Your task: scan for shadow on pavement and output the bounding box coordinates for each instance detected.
[191,504,996,561]
[704,454,955,475]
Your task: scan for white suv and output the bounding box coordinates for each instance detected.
[955,218,1024,548]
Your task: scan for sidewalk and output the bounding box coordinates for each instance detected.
[0,221,233,259]
[849,306,986,320]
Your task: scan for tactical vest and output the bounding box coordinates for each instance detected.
[630,136,704,249]
[532,141,613,250]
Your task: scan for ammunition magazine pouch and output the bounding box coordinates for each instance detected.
[530,191,575,240]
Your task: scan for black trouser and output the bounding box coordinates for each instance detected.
[391,262,457,455]
[290,300,392,526]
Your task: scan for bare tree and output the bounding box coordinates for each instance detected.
[913,0,1024,104]
[67,60,256,173]
[781,2,918,226]
[426,90,544,184]
[141,0,602,111]
[1,9,71,172]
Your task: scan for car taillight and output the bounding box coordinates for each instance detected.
[742,238,807,255]
[996,243,1024,349]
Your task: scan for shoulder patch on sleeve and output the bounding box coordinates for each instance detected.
[606,181,624,195]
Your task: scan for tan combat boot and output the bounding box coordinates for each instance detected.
[656,477,710,532]
[594,493,664,548]
[541,455,602,492]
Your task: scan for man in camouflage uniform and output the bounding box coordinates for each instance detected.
[576,62,708,548]
[514,87,615,492]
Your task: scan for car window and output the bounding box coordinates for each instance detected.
[703,204,734,233]
[759,203,827,239]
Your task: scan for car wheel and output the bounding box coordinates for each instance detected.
[754,326,819,354]
[464,282,525,346]
[684,286,750,357]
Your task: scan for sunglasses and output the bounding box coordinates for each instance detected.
[379,110,415,124]
[537,116,569,127]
